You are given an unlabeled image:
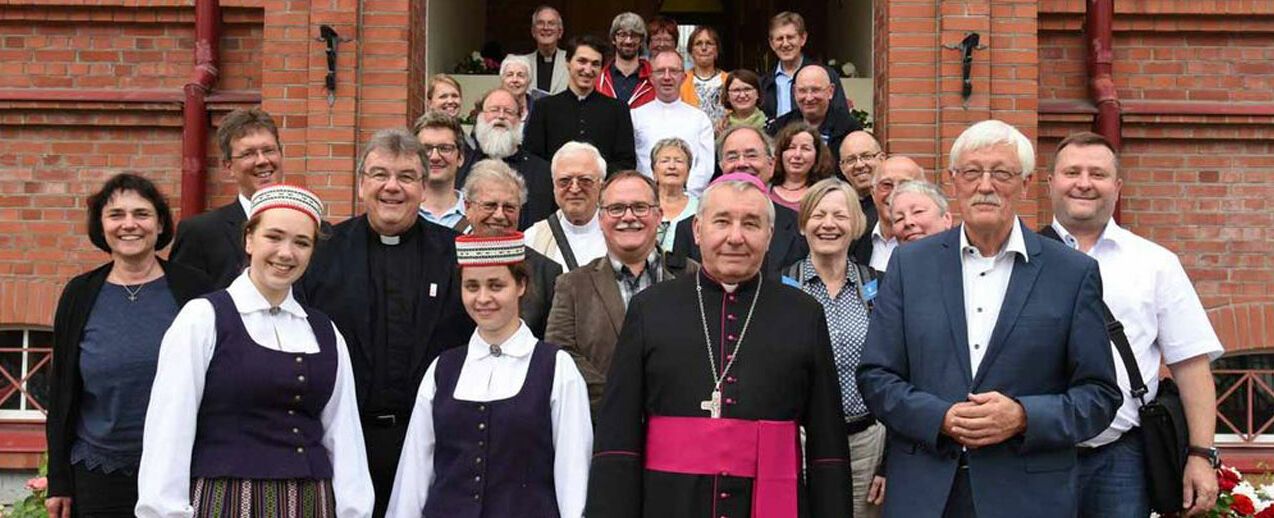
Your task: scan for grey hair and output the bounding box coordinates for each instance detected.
[696,179,776,229]
[462,159,528,205]
[499,55,532,77]
[610,12,647,40]
[551,141,607,179]
[715,125,774,163]
[650,137,694,170]
[948,119,1035,177]
[888,179,949,215]
[355,129,424,177]
[530,5,561,25]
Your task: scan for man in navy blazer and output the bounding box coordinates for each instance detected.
[857,120,1121,518]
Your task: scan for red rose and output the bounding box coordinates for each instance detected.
[1253,506,1274,518]
[1220,474,1238,492]
[1232,493,1256,516]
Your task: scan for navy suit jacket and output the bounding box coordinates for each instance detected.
[856,222,1120,518]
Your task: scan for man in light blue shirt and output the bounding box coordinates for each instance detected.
[760,11,851,119]
[412,111,469,231]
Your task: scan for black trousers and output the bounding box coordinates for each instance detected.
[943,458,977,518]
[364,419,409,518]
[71,463,137,518]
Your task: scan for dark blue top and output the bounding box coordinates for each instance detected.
[608,61,640,104]
[71,277,178,474]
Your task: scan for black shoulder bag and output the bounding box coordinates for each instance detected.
[545,214,580,271]
[1038,225,1188,514]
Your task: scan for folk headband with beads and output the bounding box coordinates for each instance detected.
[249,184,324,225]
[455,232,526,267]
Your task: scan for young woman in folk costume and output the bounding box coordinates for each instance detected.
[136,185,372,517]
[387,232,591,518]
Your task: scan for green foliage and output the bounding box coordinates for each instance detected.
[5,455,48,518]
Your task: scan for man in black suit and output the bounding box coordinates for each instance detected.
[297,129,475,518]
[169,107,282,288]
[671,125,807,273]
[462,157,562,338]
[458,87,556,229]
[523,34,636,173]
[765,65,862,165]
[839,130,884,265]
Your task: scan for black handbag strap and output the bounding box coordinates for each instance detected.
[451,215,472,234]
[1037,225,1149,405]
[545,213,580,270]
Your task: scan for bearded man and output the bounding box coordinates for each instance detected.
[458,87,555,228]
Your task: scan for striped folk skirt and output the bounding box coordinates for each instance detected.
[191,477,337,518]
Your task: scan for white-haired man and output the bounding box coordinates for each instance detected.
[858,119,1120,518]
[523,141,608,271]
[589,172,853,518]
[519,5,568,94]
[460,87,556,228]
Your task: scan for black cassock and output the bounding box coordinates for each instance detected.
[587,271,853,518]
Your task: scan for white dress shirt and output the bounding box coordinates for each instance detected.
[386,322,592,518]
[959,219,1028,377]
[524,211,608,271]
[237,193,251,217]
[630,99,716,196]
[136,272,373,518]
[1051,219,1224,447]
[869,222,899,272]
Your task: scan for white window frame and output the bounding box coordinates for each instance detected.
[0,327,52,421]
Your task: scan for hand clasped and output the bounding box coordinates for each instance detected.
[941,391,1027,448]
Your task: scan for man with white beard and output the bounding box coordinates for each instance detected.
[459,87,556,228]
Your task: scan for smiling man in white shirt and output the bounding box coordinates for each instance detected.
[1047,131,1223,518]
[865,155,924,271]
[631,49,715,196]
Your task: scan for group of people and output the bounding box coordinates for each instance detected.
[42,6,1227,518]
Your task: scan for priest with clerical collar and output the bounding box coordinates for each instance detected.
[586,173,853,518]
[297,129,475,518]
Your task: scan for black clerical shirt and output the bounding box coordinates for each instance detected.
[523,89,636,173]
[367,224,423,412]
[536,51,555,92]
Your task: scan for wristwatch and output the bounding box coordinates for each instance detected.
[1188,446,1221,468]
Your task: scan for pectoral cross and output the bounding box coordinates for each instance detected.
[700,388,722,419]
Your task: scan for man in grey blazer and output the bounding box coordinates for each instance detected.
[545,171,697,414]
[520,5,568,94]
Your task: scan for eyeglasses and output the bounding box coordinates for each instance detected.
[534,20,561,28]
[554,176,598,190]
[795,86,830,96]
[840,152,883,166]
[652,67,682,77]
[954,168,1019,183]
[614,31,644,42]
[722,150,764,162]
[482,106,519,118]
[363,170,421,185]
[231,147,280,162]
[601,202,655,218]
[873,179,900,192]
[421,144,459,156]
[693,39,717,48]
[727,87,756,96]
[472,200,520,215]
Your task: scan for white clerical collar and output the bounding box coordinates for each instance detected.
[959,217,1029,262]
[1050,217,1122,252]
[379,234,401,245]
[466,321,535,361]
[227,269,307,318]
[238,194,252,217]
[559,210,600,233]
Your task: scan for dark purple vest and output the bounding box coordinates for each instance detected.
[190,290,337,479]
[424,341,560,518]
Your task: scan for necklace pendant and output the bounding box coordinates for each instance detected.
[127,294,137,302]
[699,388,722,419]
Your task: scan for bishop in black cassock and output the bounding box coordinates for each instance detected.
[587,173,852,518]
[296,130,475,518]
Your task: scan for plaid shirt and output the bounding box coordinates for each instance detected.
[610,249,666,309]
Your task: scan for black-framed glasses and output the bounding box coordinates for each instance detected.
[421,144,459,156]
[601,202,655,218]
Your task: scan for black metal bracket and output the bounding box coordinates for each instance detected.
[317,25,354,107]
[943,32,987,104]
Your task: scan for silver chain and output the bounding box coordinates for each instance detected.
[695,273,763,392]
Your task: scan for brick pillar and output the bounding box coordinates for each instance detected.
[260,0,417,220]
[876,0,1041,226]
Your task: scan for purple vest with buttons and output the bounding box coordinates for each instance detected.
[190,290,337,479]
[425,341,559,518]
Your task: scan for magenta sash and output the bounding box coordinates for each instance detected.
[644,416,799,518]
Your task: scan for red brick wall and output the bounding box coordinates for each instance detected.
[1038,0,1274,352]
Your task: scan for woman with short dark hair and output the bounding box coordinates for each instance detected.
[715,69,768,133]
[46,173,213,518]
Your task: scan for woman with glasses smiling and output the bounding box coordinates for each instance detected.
[649,137,699,252]
[715,69,769,134]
